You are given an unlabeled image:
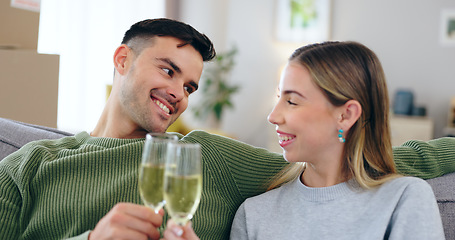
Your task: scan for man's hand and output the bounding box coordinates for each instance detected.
[89,202,164,240]
[161,220,199,240]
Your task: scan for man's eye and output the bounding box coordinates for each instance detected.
[162,68,174,77]
[184,86,195,94]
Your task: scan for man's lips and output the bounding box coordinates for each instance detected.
[151,97,173,115]
[276,130,296,148]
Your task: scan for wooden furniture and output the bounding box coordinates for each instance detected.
[448,97,455,128]
[390,115,434,146]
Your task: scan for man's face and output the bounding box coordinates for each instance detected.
[118,36,204,133]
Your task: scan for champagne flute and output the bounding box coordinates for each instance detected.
[163,142,202,226]
[139,133,178,213]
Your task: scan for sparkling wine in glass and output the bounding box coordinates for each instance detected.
[139,133,178,213]
[164,142,202,226]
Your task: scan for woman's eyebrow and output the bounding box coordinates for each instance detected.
[282,90,304,98]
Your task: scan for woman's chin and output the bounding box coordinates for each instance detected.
[283,153,298,163]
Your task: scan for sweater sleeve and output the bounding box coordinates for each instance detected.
[387,178,445,239]
[393,137,455,179]
[183,130,286,198]
[0,154,22,239]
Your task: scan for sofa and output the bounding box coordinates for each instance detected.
[0,117,454,239]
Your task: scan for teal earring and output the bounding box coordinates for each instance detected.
[338,129,345,143]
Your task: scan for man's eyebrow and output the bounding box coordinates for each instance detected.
[157,57,199,91]
[156,58,181,73]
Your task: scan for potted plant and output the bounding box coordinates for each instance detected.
[192,46,240,128]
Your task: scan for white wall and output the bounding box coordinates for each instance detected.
[180,0,455,150]
[332,0,455,142]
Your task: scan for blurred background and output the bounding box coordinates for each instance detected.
[1,0,455,152]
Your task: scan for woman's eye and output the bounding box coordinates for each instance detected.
[162,68,174,77]
[287,99,297,105]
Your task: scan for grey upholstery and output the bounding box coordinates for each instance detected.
[0,117,453,239]
[0,117,72,160]
[426,172,455,240]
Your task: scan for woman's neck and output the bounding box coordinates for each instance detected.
[300,162,347,188]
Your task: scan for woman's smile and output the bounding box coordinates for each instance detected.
[276,130,296,148]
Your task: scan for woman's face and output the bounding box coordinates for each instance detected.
[268,62,342,164]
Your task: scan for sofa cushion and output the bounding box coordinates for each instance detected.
[426,172,455,240]
[0,117,73,160]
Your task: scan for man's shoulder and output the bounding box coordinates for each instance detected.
[22,131,90,151]
[0,132,89,166]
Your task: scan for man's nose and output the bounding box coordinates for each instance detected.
[167,81,185,101]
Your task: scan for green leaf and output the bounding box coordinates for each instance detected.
[192,45,240,123]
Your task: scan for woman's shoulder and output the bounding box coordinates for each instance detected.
[388,175,429,185]
[243,180,295,207]
[382,176,434,195]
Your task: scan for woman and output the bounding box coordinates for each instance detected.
[162,41,445,239]
[229,41,444,239]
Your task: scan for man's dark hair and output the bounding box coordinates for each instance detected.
[121,18,216,61]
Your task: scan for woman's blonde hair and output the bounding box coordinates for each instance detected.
[268,41,399,190]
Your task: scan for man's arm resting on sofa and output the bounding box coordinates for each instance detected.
[393,137,455,179]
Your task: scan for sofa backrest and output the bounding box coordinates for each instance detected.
[0,117,73,160]
[426,172,455,240]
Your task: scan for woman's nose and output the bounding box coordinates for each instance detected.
[268,105,281,125]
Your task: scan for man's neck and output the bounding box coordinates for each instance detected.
[91,103,147,139]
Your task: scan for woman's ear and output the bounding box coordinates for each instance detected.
[338,100,362,129]
[113,44,131,75]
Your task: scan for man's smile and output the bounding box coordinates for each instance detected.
[152,97,172,115]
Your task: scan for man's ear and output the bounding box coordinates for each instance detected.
[113,44,131,75]
[338,100,362,129]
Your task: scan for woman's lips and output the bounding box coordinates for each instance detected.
[277,131,296,148]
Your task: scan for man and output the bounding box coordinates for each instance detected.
[1,18,218,240]
[1,18,454,240]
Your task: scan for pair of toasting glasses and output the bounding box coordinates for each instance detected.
[138,133,202,226]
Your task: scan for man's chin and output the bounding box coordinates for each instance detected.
[143,123,168,134]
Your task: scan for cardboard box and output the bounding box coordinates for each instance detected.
[0,0,40,50]
[0,49,59,128]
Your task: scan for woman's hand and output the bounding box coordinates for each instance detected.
[161,220,199,240]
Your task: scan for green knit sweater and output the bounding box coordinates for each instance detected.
[0,131,454,239]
